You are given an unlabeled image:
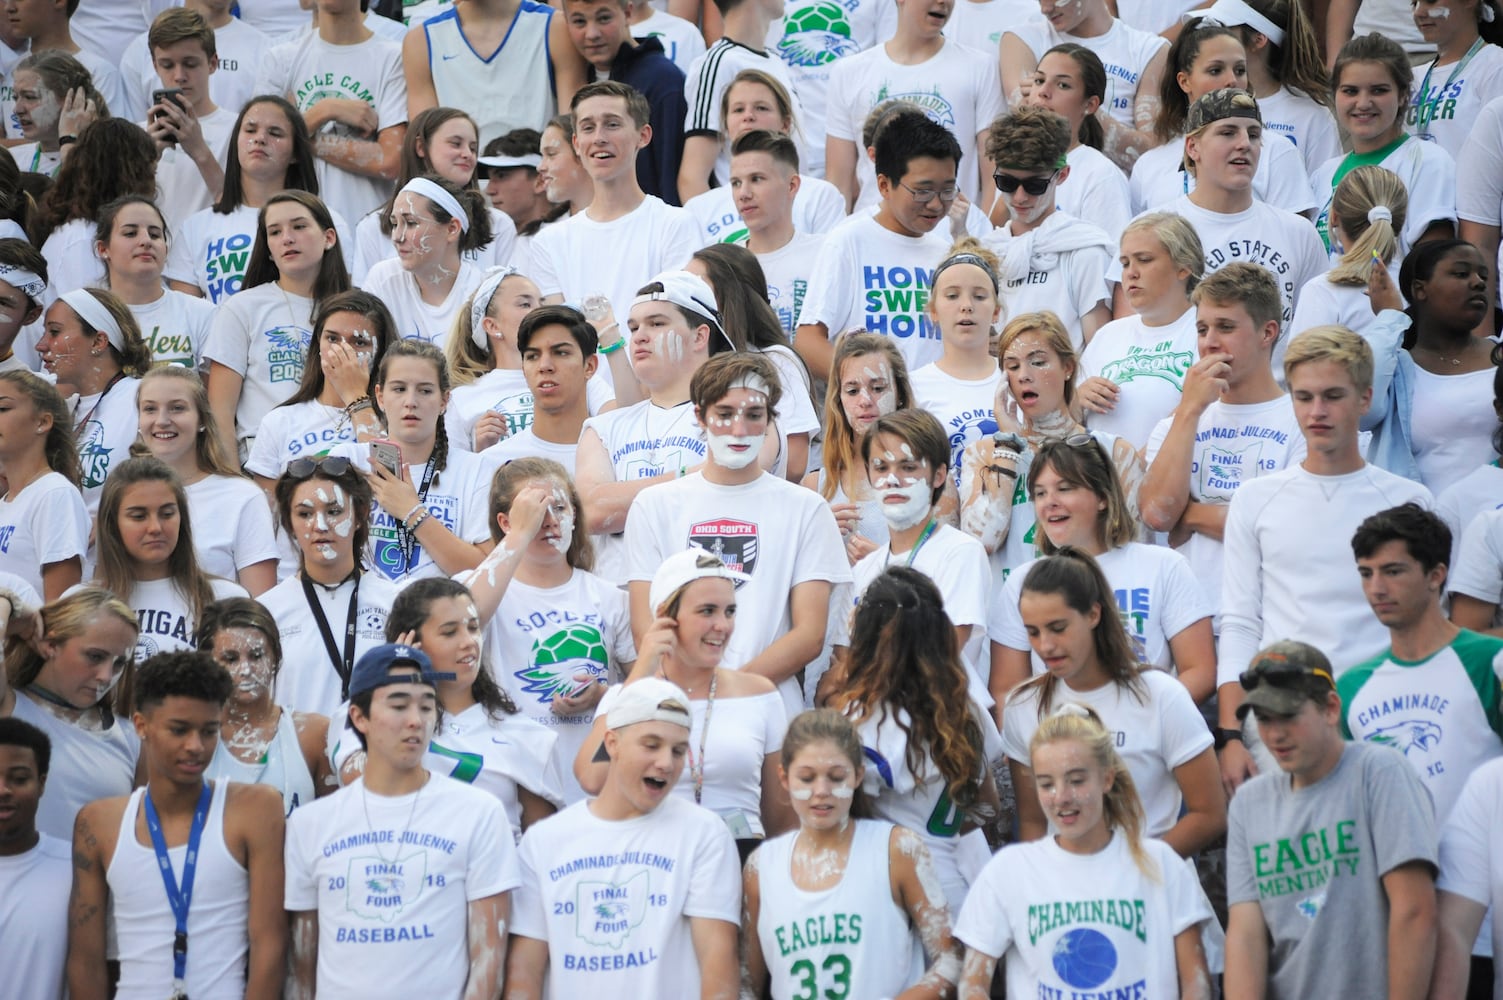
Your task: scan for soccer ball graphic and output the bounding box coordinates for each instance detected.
[515,624,609,702]
[778,1,858,66]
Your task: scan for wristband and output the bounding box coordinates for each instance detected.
[401,502,426,528]
[1215,727,1244,750]
[344,395,372,415]
[58,135,76,147]
[406,509,430,533]
[598,338,625,356]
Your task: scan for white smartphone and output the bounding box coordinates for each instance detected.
[369,439,402,477]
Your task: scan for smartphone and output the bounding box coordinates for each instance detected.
[369,439,402,477]
[151,88,184,146]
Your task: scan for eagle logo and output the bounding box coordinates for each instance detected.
[1367,719,1443,755]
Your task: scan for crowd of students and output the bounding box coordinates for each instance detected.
[3,0,1503,997]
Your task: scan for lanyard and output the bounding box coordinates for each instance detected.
[685,670,717,805]
[886,518,939,568]
[143,783,212,999]
[302,572,360,698]
[1415,38,1485,133]
[396,454,438,574]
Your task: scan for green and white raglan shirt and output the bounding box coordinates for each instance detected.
[1339,629,1503,821]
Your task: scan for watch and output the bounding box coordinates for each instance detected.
[1215,727,1245,750]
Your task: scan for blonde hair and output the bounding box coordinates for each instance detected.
[134,367,243,478]
[446,272,535,386]
[1191,261,1281,333]
[1031,703,1157,879]
[819,334,913,501]
[6,587,138,716]
[1328,166,1407,287]
[1283,325,1374,392]
[998,312,1078,408]
[1122,212,1204,295]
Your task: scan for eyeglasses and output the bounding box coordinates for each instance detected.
[1239,659,1335,693]
[285,455,352,479]
[897,181,959,205]
[994,171,1059,196]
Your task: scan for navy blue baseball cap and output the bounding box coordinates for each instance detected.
[347,643,455,700]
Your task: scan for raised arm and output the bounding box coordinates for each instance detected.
[1139,356,1226,532]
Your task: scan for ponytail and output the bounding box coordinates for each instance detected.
[1327,166,1407,287]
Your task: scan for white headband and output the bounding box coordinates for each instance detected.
[399,178,469,233]
[470,265,520,348]
[1193,0,1285,47]
[1367,206,1393,225]
[478,153,542,169]
[60,289,124,353]
[0,262,45,304]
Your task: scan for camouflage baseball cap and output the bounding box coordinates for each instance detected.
[1235,640,1337,719]
[1185,88,1262,134]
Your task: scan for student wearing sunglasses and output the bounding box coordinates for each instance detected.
[1224,639,1438,1000]
[256,456,399,718]
[982,106,1115,349]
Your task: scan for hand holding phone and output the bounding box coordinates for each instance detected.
[369,439,402,477]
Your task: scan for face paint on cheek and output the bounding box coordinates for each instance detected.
[789,787,814,801]
[331,509,354,538]
[879,476,933,530]
[830,784,855,799]
[1421,5,1451,15]
[549,486,574,554]
[707,432,763,469]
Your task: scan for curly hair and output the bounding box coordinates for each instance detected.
[839,566,984,811]
[134,649,233,712]
[34,119,157,244]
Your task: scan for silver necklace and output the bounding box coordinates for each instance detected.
[359,772,428,864]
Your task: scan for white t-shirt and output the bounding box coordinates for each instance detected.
[125,576,247,662]
[284,773,521,998]
[202,282,315,450]
[685,177,845,246]
[742,230,826,337]
[684,39,807,185]
[624,472,851,716]
[129,289,216,369]
[1143,395,1307,618]
[528,196,703,350]
[478,427,582,476]
[427,702,566,838]
[41,219,104,299]
[445,367,614,453]
[1436,461,1503,571]
[1408,43,1503,161]
[1115,195,1328,331]
[482,567,636,804]
[1002,668,1213,837]
[1458,95,1503,292]
[1438,756,1503,995]
[1058,142,1134,246]
[1128,128,1316,216]
[164,203,356,303]
[910,362,1002,487]
[256,32,409,225]
[761,343,820,437]
[824,39,1004,204]
[1257,86,1342,175]
[1452,508,1503,628]
[944,0,1039,55]
[0,834,71,1000]
[595,683,787,836]
[352,205,517,285]
[1311,138,1457,260]
[263,571,400,717]
[766,0,897,177]
[184,474,280,583]
[955,831,1211,999]
[795,212,952,370]
[120,17,271,125]
[0,471,87,597]
[1409,365,1499,495]
[11,694,138,840]
[991,543,1212,675]
[150,106,237,235]
[361,257,485,349]
[511,796,742,998]
[1354,0,1427,56]
[245,398,363,478]
[983,213,1113,348]
[1007,18,1168,126]
[1218,462,1434,684]
[7,142,57,176]
[1289,270,1396,342]
[634,8,706,75]
[1079,306,1197,451]
[75,376,144,516]
[325,442,496,584]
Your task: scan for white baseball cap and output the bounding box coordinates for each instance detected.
[606,677,693,730]
[648,546,751,614]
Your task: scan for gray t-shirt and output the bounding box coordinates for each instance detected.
[1227,743,1438,999]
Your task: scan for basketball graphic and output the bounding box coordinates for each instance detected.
[1052,927,1118,990]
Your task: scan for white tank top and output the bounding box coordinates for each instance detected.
[423,3,556,145]
[107,781,249,1000]
[755,820,925,1000]
[12,693,138,840]
[205,709,316,817]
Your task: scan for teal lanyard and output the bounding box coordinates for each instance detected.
[902,518,939,567]
[1414,39,1485,134]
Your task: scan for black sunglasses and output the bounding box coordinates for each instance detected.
[1239,659,1335,693]
[286,455,352,479]
[993,170,1059,196]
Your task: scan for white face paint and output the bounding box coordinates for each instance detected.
[874,473,933,529]
[548,484,574,554]
[707,433,763,469]
[651,329,685,363]
[1421,5,1451,16]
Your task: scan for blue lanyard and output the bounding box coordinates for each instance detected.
[1415,38,1485,133]
[144,783,212,996]
[901,518,939,567]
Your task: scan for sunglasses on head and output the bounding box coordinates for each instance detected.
[285,455,352,480]
[1239,659,1334,693]
[994,171,1059,196]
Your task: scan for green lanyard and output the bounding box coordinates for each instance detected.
[1414,38,1486,137]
